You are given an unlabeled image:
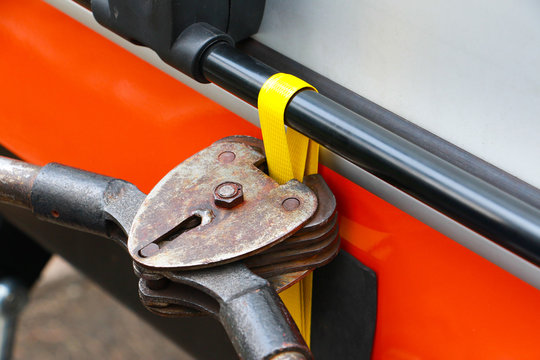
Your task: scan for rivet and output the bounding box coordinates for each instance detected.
[218,151,236,163]
[282,198,300,211]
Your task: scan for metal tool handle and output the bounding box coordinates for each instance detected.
[0,156,313,359]
[0,156,145,247]
[171,263,313,360]
[0,157,39,209]
[219,285,311,360]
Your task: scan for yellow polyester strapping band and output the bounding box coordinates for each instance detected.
[258,73,319,346]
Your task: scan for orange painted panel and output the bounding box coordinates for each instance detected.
[1,1,539,359]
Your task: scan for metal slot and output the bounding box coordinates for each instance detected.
[138,214,202,258]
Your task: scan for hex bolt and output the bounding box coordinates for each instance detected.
[214,182,244,208]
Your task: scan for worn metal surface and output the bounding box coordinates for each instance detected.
[140,270,313,315]
[213,181,244,209]
[30,163,145,248]
[271,352,306,360]
[244,174,338,291]
[164,263,311,360]
[102,180,147,245]
[0,138,340,360]
[0,157,39,209]
[265,215,338,253]
[139,280,218,317]
[129,141,317,270]
[295,175,336,235]
[268,271,310,293]
[135,164,338,294]
[214,136,266,154]
[0,204,239,359]
[252,236,340,278]
[139,262,312,359]
[245,233,337,268]
[0,157,145,248]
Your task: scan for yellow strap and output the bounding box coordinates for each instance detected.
[258,73,319,346]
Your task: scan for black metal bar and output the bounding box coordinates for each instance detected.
[238,39,540,212]
[202,43,540,266]
[204,43,277,106]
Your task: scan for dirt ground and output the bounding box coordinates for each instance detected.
[13,257,194,360]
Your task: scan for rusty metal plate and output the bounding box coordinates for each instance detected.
[268,270,310,293]
[267,214,338,253]
[129,140,318,270]
[251,236,341,278]
[146,305,203,318]
[139,279,218,317]
[244,230,338,268]
[296,174,336,235]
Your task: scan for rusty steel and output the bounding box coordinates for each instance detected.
[214,135,266,154]
[0,157,40,209]
[218,151,236,163]
[266,215,338,252]
[214,181,244,208]
[241,174,338,292]
[282,197,301,211]
[146,305,203,318]
[295,174,336,235]
[139,279,219,317]
[152,263,313,359]
[141,271,313,315]
[0,139,321,359]
[268,270,310,293]
[251,235,341,278]
[245,230,338,268]
[129,140,318,270]
[141,271,312,316]
[271,352,307,360]
[245,225,337,266]
[254,224,339,290]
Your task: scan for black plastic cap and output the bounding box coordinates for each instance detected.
[169,23,235,83]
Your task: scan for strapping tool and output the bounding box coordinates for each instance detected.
[0,136,339,360]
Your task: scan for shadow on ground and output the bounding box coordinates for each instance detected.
[13,257,193,360]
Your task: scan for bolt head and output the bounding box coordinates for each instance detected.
[214,182,244,208]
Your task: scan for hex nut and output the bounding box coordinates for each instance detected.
[214,182,244,208]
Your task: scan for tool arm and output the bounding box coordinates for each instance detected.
[0,156,145,248]
[167,263,311,360]
[0,155,313,359]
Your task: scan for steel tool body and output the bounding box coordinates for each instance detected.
[0,136,340,359]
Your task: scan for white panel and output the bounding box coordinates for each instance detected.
[255,0,540,189]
